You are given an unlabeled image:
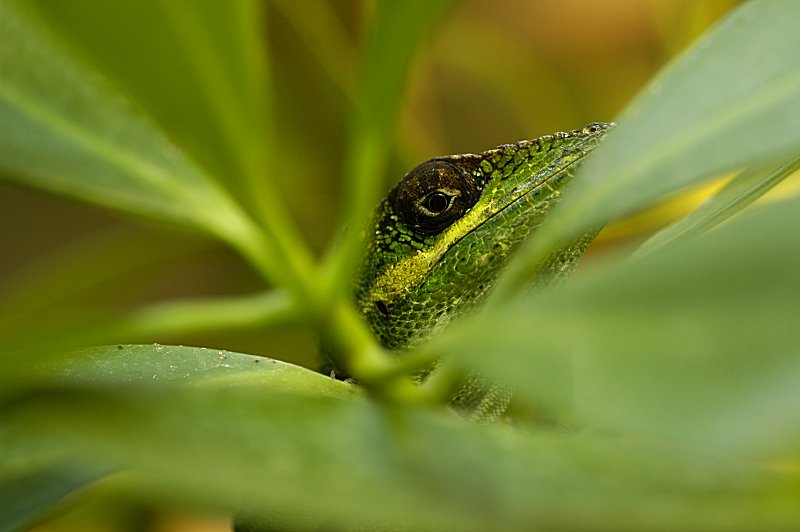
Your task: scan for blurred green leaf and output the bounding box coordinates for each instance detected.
[0,1,253,243]
[0,0,318,297]
[497,0,800,295]
[325,0,457,291]
[635,155,800,257]
[4,1,800,530]
[442,196,800,457]
[2,385,797,531]
[54,344,356,398]
[271,0,356,99]
[1,345,356,526]
[104,290,296,341]
[28,0,274,213]
[47,0,318,286]
[0,227,214,372]
[0,227,206,334]
[0,288,297,392]
[0,467,104,532]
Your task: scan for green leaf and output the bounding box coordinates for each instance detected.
[0,0,317,291]
[0,468,104,532]
[1,345,356,527]
[2,386,797,531]
[53,344,358,398]
[0,1,253,243]
[324,0,458,291]
[104,291,296,340]
[0,283,297,393]
[634,155,800,257]
[28,0,317,280]
[442,197,800,457]
[271,0,356,99]
[0,343,350,407]
[0,227,207,337]
[28,0,273,215]
[497,0,800,296]
[0,228,225,370]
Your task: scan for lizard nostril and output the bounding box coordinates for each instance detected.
[375,300,389,316]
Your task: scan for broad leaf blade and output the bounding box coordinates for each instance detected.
[634,155,800,257]
[55,344,357,398]
[1,345,356,528]
[2,386,797,531]
[28,0,273,211]
[0,1,252,244]
[0,468,104,532]
[444,197,800,457]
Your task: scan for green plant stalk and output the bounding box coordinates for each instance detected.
[107,290,296,340]
[221,216,410,397]
[159,0,316,274]
[322,0,457,298]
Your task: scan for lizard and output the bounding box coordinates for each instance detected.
[328,122,612,420]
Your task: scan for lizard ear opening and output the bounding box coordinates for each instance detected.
[392,160,480,236]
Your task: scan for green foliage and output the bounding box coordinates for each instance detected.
[1,0,799,530]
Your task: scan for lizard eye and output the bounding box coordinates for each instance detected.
[420,190,456,215]
[392,160,481,235]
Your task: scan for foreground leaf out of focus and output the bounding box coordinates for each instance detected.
[2,1,800,530]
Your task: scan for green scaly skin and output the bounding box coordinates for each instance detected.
[336,122,612,418]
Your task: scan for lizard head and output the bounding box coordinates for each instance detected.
[356,122,612,350]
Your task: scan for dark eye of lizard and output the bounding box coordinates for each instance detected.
[422,191,452,214]
[392,160,481,235]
